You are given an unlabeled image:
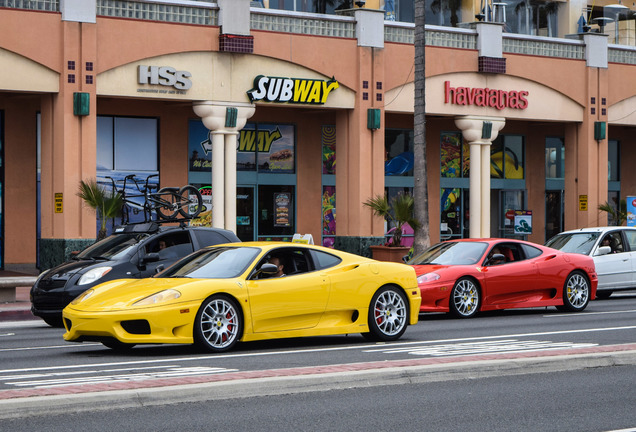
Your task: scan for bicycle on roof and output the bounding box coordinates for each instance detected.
[105,174,203,225]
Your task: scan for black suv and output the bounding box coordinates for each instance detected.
[31,223,240,326]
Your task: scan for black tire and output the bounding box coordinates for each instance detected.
[155,187,180,220]
[101,338,136,350]
[194,295,242,353]
[177,185,203,219]
[558,270,590,312]
[449,277,481,318]
[363,286,409,342]
[42,316,64,328]
[596,290,613,300]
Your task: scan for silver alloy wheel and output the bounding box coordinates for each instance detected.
[373,289,407,337]
[452,278,479,317]
[566,272,589,309]
[199,298,239,350]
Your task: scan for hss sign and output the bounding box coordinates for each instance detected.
[138,65,192,90]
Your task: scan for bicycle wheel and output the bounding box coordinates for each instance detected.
[155,188,180,220]
[177,185,203,219]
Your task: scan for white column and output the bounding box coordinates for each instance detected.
[224,133,238,234]
[454,116,506,239]
[211,132,225,229]
[480,143,491,238]
[469,142,482,238]
[193,101,255,233]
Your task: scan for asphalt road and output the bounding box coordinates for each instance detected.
[1,291,636,428]
[2,363,636,432]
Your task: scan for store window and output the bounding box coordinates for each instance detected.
[258,185,295,240]
[96,116,159,231]
[440,131,469,239]
[441,131,469,178]
[187,120,297,241]
[545,137,565,241]
[385,129,414,177]
[545,137,564,179]
[607,140,621,225]
[240,124,295,174]
[0,111,3,268]
[491,135,524,179]
[384,128,415,245]
[322,125,336,248]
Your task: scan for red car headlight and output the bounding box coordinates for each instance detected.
[417,272,441,284]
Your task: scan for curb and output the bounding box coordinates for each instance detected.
[1,345,636,419]
[0,307,36,322]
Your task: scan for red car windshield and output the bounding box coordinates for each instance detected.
[407,241,488,266]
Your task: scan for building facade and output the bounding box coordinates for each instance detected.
[0,0,635,271]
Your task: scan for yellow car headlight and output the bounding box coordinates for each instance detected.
[71,289,94,305]
[134,289,182,306]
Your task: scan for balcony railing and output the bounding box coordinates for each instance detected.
[3,0,635,64]
[251,8,354,38]
[609,45,636,65]
[97,0,216,25]
[0,0,58,11]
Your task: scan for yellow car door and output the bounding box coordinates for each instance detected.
[246,272,330,333]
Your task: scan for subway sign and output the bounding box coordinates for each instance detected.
[247,75,339,105]
[444,80,528,110]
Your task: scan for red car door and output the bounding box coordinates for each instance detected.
[480,243,540,308]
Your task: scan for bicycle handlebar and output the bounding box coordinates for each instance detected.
[105,174,159,194]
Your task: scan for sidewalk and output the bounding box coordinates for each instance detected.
[0,280,37,322]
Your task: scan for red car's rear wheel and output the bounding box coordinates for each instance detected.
[557,271,590,312]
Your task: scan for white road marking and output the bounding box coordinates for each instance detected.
[368,339,598,357]
[546,309,636,317]
[6,366,237,389]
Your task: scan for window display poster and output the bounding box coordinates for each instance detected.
[274,192,291,227]
[238,123,295,173]
[322,125,336,174]
[627,196,636,227]
[188,120,212,172]
[322,186,336,248]
[440,132,463,178]
[189,186,212,227]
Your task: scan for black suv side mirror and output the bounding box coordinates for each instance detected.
[142,252,161,264]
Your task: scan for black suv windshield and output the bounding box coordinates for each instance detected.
[545,232,600,255]
[160,246,260,279]
[76,233,150,260]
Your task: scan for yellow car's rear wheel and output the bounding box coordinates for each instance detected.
[194,295,242,353]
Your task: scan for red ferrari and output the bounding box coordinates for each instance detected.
[407,239,597,318]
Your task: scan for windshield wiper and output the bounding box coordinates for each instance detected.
[169,275,192,278]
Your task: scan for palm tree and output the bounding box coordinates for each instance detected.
[413,0,430,256]
[364,193,421,247]
[598,199,627,226]
[77,179,123,240]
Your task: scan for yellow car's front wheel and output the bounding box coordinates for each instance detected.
[194,295,242,353]
[364,286,408,342]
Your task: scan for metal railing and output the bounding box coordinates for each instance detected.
[250,8,355,38]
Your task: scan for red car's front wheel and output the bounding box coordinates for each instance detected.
[449,277,481,318]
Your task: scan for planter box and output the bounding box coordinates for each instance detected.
[369,245,410,263]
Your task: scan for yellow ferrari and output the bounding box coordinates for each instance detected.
[63,242,421,352]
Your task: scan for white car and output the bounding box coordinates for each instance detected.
[546,227,636,299]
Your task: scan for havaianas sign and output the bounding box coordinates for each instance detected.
[444,80,529,110]
[247,75,339,105]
